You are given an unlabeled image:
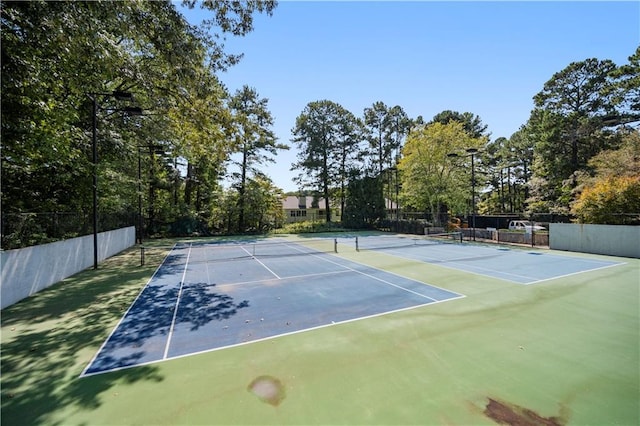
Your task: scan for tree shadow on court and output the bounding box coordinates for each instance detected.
[85,281,250,374]
[143,249,191,278]
[177,282,250,331]
[1,248,164,425]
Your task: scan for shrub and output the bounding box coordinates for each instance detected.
[572,175,640,224]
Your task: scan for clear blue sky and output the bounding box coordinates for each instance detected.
[181,1,639,193]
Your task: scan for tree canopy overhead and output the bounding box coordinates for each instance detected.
[1,0,279,247]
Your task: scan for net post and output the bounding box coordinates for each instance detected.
[334,238,338,253]
[140,245,145,266]
[355,237,359,252]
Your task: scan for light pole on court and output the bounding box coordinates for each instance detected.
[89,90,142,269]
[137,144,165,244]
[447,148,480,241]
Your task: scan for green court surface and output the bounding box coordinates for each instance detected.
[1,235,638,425]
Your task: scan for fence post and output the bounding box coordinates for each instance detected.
[531,229,535,247]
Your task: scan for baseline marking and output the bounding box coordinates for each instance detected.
[371,245,624,285]
[526,262,625,285]
[81,295,461,377]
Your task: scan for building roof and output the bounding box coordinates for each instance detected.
[283,195,397,210]
[282,196,327,209]
[385,198,398,209]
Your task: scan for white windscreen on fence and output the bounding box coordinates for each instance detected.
[0,226,135,310]
[549,223,640,258]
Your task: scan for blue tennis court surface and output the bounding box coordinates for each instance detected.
[355,235,624,284]
[82,240,462,376]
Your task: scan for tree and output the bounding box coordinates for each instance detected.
[605,46,640,126]
[523,109,567,213]
[242,175,286,231]
[228,85,286,232]
[384,106,411,208]
[430,110,489,139]
[572,176,640,224]
[507,128,535,210]
[361,102,411,215]
[572,130,640,224]
[482,127,535,214]
[168,74,232,218]
[398,122,485,226]
[363,101,389,176]
[291,100,356,222]
[362,101,404,176]
[334,109,362,218]
[482,137,509,213]
[181,0,277,71]
[529,58,619,213]
[534,58,618,118]
[342,172,385,228]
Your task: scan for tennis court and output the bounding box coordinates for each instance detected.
[2,232,638,425]
[82,238,463,376]
[82,234,624,377]
[354,234,624,284]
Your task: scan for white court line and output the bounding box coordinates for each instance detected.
[374,245,625,285]
[298,251,441,301]
[379,247,538,283]
[242,246,281,279]
[296,245,466,303]
[216,269,354,289]
[163,243,192,360]
[526,262,625,285]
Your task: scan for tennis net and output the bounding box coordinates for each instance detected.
[355,232,463,252]
[139,238,338,266]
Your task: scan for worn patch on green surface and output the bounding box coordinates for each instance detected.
[483,397,567,426]
[248,375,286,406]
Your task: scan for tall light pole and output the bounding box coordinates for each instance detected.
[137,144,165,244]
[89,90,142,269]
[467,148,478,241]
[138,146,142,244]
[388,163,401,231]
[448,148,480,241]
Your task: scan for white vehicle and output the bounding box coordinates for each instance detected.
[508,220,546,232]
